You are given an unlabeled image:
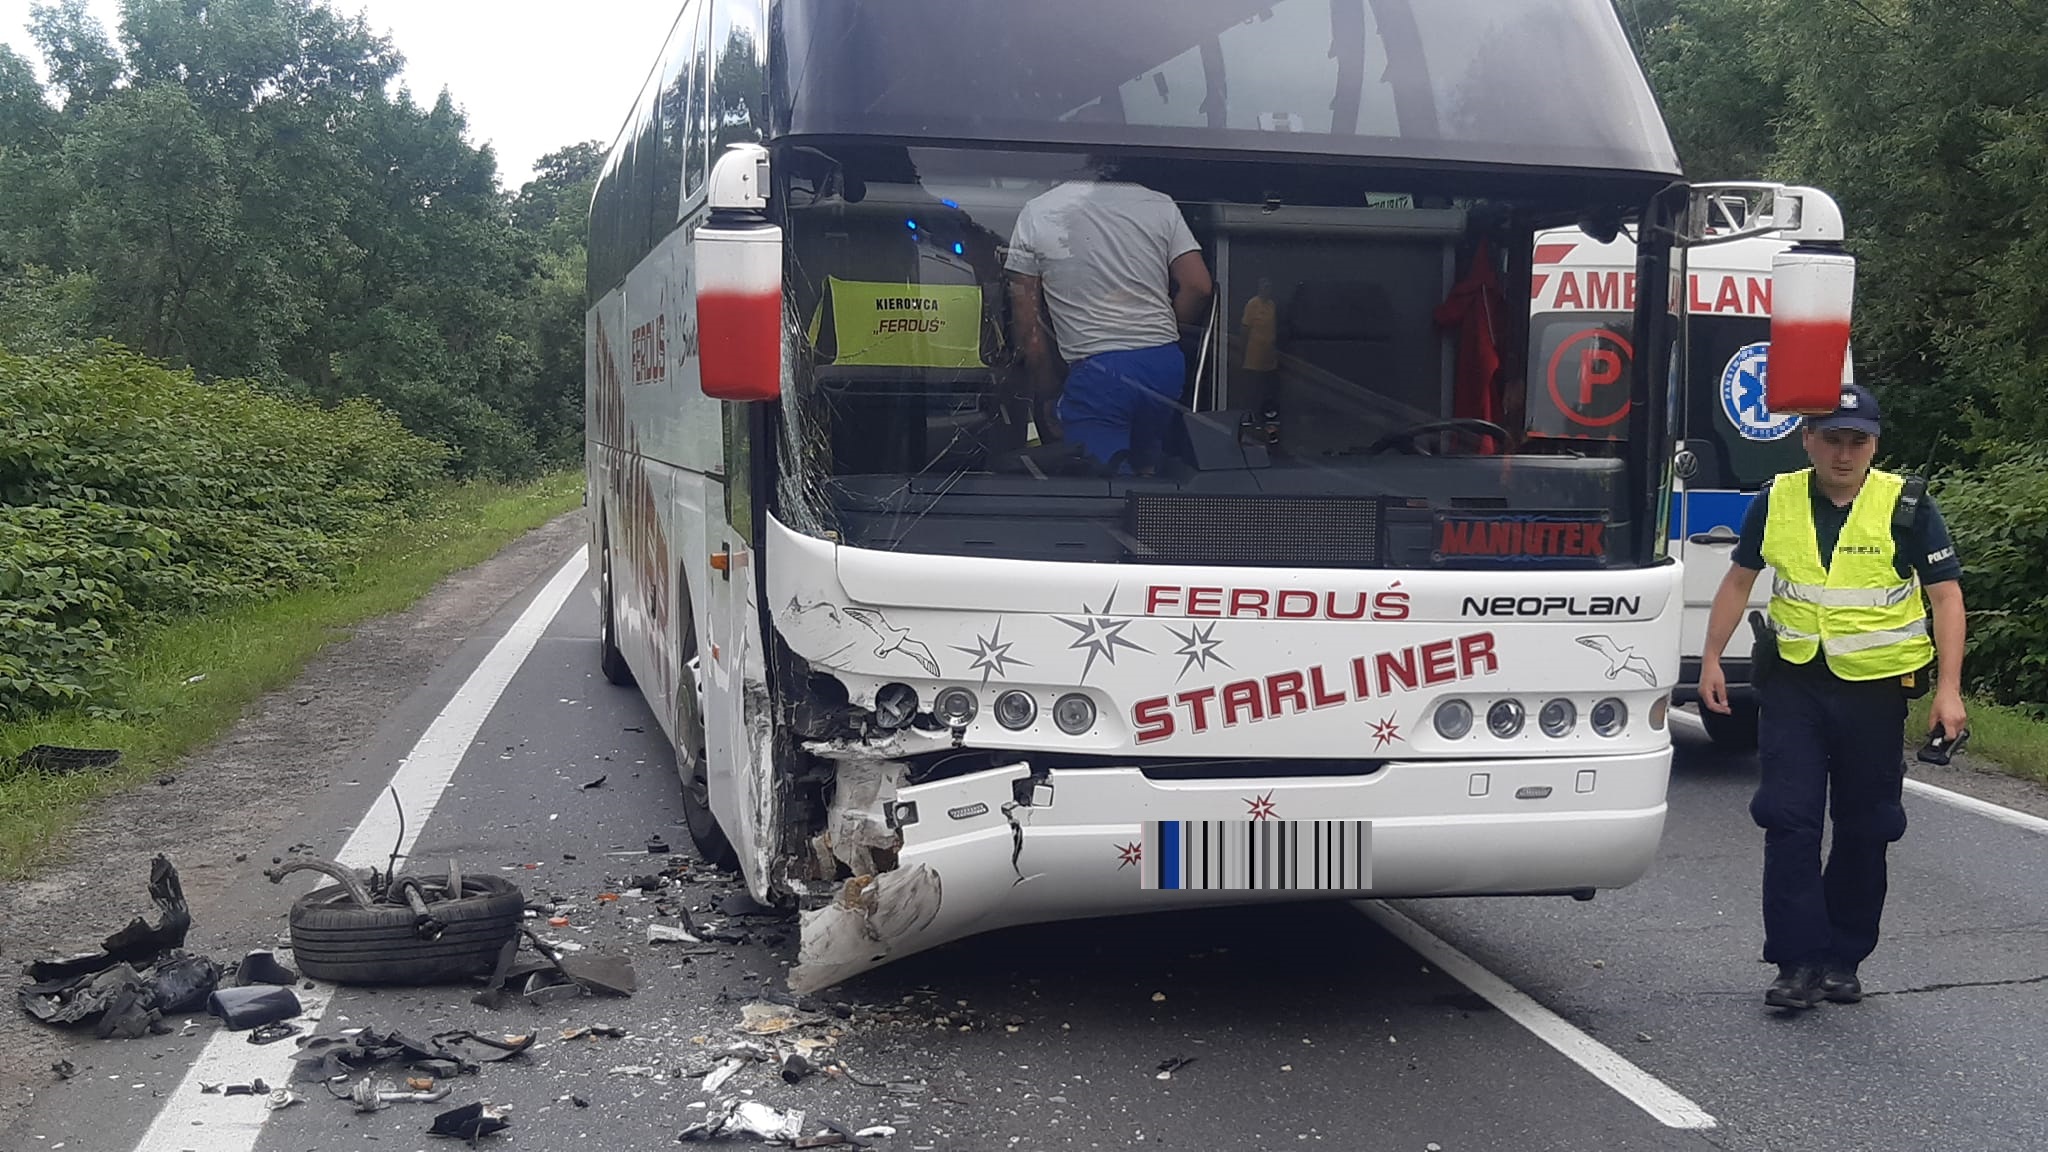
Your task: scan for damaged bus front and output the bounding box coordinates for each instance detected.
[585,0,1854,992]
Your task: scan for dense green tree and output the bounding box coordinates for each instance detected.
[0,0,595,477]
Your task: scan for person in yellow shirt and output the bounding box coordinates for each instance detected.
[1238,278,1280,443]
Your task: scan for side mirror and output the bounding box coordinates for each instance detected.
[1768,244,1855,416]
[698,144,783,403]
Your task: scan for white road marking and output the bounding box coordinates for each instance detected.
[133,547,589,1152]
[1676,709,2048,835]
[1902,778,2048,835]
[1355,900,1718,1131]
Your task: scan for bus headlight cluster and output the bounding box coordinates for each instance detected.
[1437,697,1632,740]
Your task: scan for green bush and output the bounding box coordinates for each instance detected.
[0,343,449,718]
[1931,451,2048,710]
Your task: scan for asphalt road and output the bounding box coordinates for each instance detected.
[15,546,2047,1152]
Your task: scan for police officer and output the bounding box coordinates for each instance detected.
[1699,382,1967,1010]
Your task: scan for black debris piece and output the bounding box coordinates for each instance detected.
[24,856,192,986]
[207,985,303,1031]
[780,1052,815,1084]
[221,1079,271,1097]
[232,950,298,988]
[571,1094,589,1108]
[646,836,671,854]
[247,1022,302,1045]
[428,1101,511,1140]
[9,745,121,773]
[20,951,221,1040]
[719,892,780,917]
[50,1060,76,1080]
[1156,1055,1196,1076]
[582,775,607,790]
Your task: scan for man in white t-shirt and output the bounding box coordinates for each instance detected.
[1005,178,1212,474]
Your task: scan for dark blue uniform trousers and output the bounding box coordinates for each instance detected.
[1751,670,1909,966]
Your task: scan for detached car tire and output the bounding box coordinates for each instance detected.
[288,874,525,985]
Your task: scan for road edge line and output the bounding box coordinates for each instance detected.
[132,545,589,1152]
[1354,900,1718,1131]
[1902,777,2048,835]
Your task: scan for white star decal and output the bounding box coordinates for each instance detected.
[1168,621,1230,679]
[953,619,1029,687]
[1054,591,1149,682]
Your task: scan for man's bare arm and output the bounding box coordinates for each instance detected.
[1007,274,1064,433]
[1170,250,1213,328]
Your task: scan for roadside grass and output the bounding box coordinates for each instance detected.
[0,470,585,878]
[1909,694,2048,786]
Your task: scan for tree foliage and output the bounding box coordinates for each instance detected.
[0,0,602,476]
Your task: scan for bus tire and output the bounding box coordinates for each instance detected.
[676,586,739,872]
[288,875,525,986]
[1701,699,1760,754]
[598,537,634,687]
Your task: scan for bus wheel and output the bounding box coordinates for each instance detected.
[598,540,634,687]
[1701,699,1760,754]
[677,614,739,871]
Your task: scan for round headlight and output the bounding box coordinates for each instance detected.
[874,683,919,730]
[994,690,1037,731]
[1539,698,1577,738]
[1053,693,1097,736]
[1591,697,1628,738]
[933,687,978,728]
[1433,698,1474,740]
[1486,699,1525,739]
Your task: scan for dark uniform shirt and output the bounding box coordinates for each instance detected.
[1731,475,1962,678]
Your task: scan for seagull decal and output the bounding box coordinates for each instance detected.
[842,607,943,678]
[1576,635,1658,687]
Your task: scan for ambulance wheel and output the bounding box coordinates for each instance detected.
[676,593,739,872]
[598,539,634,687]
[1701,699,1760,754]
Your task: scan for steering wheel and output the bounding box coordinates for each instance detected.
[1361,418,1512,456]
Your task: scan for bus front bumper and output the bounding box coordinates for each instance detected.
[789,748,1670,991]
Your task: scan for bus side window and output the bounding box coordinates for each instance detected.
[709,0,766,158]
[682,0,711,200]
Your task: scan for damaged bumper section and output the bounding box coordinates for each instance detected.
[789,746,1669,992]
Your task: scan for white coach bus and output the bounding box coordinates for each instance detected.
[585,0,1852,990]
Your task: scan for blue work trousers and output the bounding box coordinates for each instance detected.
[1057,343,1186,474]
[1750,668,1909,966]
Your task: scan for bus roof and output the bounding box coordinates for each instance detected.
[772,0,1680,180]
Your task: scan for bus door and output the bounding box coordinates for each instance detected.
[706,397,771,885]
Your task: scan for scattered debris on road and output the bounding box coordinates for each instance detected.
[1155,1056,1195,1080]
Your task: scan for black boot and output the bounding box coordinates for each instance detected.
[1765,963,1823,1010]
[1820,964,1864,1004]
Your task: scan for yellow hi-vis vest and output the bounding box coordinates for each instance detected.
[1760,468,1934,681]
